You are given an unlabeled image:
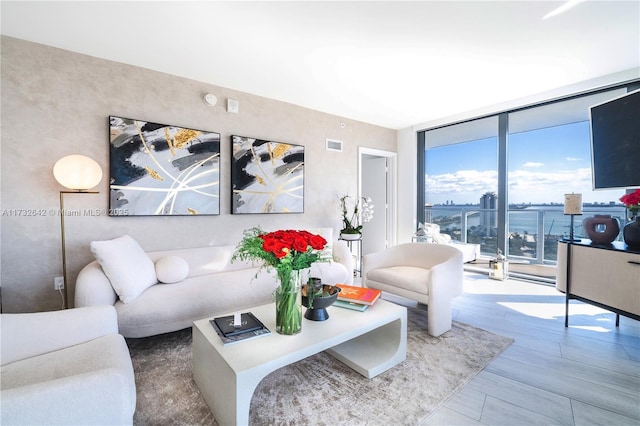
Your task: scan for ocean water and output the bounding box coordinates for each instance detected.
[429,206,627,240]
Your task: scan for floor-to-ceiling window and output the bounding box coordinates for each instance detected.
[418,83,637,282]
[423,116,499,256]
[506,90,626,279]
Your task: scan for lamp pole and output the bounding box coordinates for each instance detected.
[562,193,582,327]
[59,190,98,309]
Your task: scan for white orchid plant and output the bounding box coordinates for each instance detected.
[339,194,374,234]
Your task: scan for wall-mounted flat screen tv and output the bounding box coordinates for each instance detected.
[590,88,640,190]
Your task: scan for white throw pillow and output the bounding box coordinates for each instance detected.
[155,255,190,284]
[90,235,157,303]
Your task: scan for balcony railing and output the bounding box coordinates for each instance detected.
[425,205,628,265]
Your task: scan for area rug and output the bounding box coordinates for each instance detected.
[128,305,513,425]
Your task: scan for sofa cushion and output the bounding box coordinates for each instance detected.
[115,268,278,338]
[148,245,250,277]
[366,266,431,295]
[90,235,157,303]
[0,333,136,425]
[1,333,131,389]
[155,255,190,284]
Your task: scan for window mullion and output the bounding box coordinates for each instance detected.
[497,113,509,257]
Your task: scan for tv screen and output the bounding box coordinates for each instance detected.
[590,89,640,190]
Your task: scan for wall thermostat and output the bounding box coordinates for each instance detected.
[227,98,239,114]
[203,93,217,106]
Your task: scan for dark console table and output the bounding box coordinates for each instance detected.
[556,239,640,326]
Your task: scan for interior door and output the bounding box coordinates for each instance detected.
[361,155,388,256]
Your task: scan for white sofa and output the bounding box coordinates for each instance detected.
[1,306,136,425]
[75,230,353,338]
[362,243,463,337]
[416,223,480,263]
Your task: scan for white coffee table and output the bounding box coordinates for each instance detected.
[192,299,407,426]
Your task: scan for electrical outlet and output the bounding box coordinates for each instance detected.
[54,276,64,290]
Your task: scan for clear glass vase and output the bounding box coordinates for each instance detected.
[275,269,303,335]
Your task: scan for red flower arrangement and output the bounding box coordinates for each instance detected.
[232,227,330,290]
[620,189,640,218]
[233,227,330,334]
[259,230,328,260]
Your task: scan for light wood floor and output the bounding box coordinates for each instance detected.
[421,272,640,426]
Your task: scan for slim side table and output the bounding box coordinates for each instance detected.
[339,236,362,277]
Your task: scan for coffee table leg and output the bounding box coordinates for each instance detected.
[326,311,407,378]
[193,326,261,426]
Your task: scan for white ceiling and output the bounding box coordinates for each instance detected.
[1,1,639,130]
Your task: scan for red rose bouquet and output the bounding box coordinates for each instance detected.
[232,227,330,334]
[233,227,329,272]
[620,189,640,219]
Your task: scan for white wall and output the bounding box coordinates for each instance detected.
[0,36,397,312]
[396,127,418,244]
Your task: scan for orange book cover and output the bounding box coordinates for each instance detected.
[335,284,381,306]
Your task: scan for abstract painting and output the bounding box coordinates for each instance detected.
[109,116,220,216]
[231,135,304,214]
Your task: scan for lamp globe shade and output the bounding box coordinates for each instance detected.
[53,155,103,190]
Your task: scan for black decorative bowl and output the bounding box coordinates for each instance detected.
[302,284,341,321]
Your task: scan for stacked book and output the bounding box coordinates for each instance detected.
[333,284,381,312]
[210,312,270,345]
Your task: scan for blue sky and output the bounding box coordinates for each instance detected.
[425,121,623,205]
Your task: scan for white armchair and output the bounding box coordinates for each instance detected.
[362,243,463,337]
[1,306,136,425]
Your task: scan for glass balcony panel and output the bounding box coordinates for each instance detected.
[426,205,626,281]
[508,210,538,260]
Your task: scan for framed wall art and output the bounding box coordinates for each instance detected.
[109,116,220,216]
[231,135,304,214]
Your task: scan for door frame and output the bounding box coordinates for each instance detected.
[358,147,397,250]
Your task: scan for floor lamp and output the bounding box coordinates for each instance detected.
[562,193,582,327]
[563,193,582,242]
[53,155,102,309]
